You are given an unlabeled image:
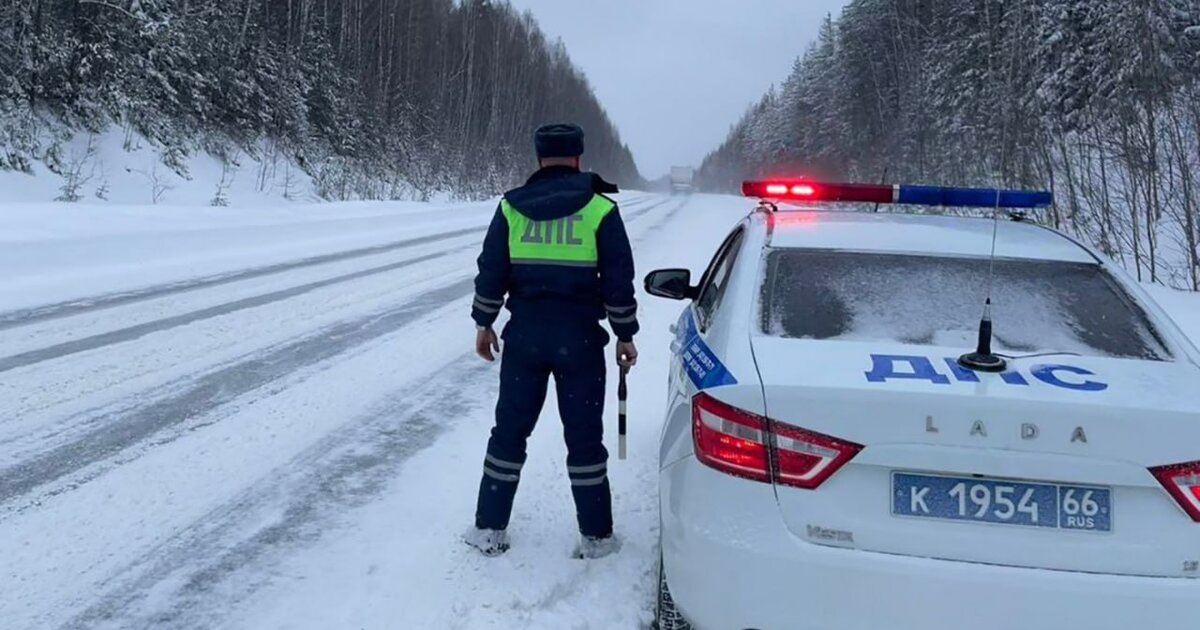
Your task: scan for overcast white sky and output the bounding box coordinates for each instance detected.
[505,0,851,178]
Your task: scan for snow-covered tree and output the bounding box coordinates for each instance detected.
[697,0,1200,290]
[0,0,643,198]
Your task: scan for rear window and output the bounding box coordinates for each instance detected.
[760,250,1170,361]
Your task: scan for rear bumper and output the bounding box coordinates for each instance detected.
[661,457,1200,630]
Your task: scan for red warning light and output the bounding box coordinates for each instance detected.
[791,184,815,196]
[765,184,789,196]
[743,180,895,204]
[755,182,817,198]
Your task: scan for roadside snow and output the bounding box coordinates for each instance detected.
[0,127,325,206]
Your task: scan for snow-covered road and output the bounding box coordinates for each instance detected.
[4,194,1198,630]
[0,193,739,630]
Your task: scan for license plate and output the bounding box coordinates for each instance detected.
[892,472,1112,532]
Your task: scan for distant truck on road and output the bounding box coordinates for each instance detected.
[669,166,695,195]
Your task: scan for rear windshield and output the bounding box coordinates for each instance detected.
[760,250,1170,361]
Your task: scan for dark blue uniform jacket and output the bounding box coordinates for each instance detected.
[471,166,640,342]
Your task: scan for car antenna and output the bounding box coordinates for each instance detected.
[957,189,1007,372]
[959,29,1024,374]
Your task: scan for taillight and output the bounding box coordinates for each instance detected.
[773,422,863,489]
[692,393,770,483]
[692,393,861,489]
[1150,461,1200,522]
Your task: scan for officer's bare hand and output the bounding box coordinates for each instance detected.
[476,327,501,362]
[616,341,638,370]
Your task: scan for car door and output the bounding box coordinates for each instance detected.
[661,225,748,464]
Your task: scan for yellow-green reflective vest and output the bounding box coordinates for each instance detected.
[502,195,615,267]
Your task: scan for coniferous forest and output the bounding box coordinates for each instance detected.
[700,0,1200,290]
[0,0,641,199]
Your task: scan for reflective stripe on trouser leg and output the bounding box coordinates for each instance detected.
[475,332,550,531]
[483,466,520,483]
[569,473,612,537]
[568,462,607,487]
[552,323,613,538]
[483,454,522,482]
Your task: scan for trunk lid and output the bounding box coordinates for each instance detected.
[752,337,1200,577]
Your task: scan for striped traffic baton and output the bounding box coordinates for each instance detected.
[618,365,628,460]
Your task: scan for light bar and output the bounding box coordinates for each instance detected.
[743,180,1053,209]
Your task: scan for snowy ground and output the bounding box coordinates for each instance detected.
[0,192,739,630]
[2,193,1197,630]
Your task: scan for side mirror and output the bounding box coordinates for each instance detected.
[644,268,697,301]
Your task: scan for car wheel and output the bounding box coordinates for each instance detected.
[654,552,692,630]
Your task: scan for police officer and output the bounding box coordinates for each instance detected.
[466,123,639,558]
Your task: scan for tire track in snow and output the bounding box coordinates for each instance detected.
[0,250,455,374]
[0,226,484,332]
[0,198,667,375]
[0,196,680,509]
[0,195,656,332]
[0,279,473,508]
[60,359,493,630]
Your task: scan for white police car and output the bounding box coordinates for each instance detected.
[645,181,1200,630]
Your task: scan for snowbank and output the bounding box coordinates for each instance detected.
[0,125,471,207]
[0,127,332,206]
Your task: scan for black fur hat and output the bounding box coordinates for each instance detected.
[534,123,585,158]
